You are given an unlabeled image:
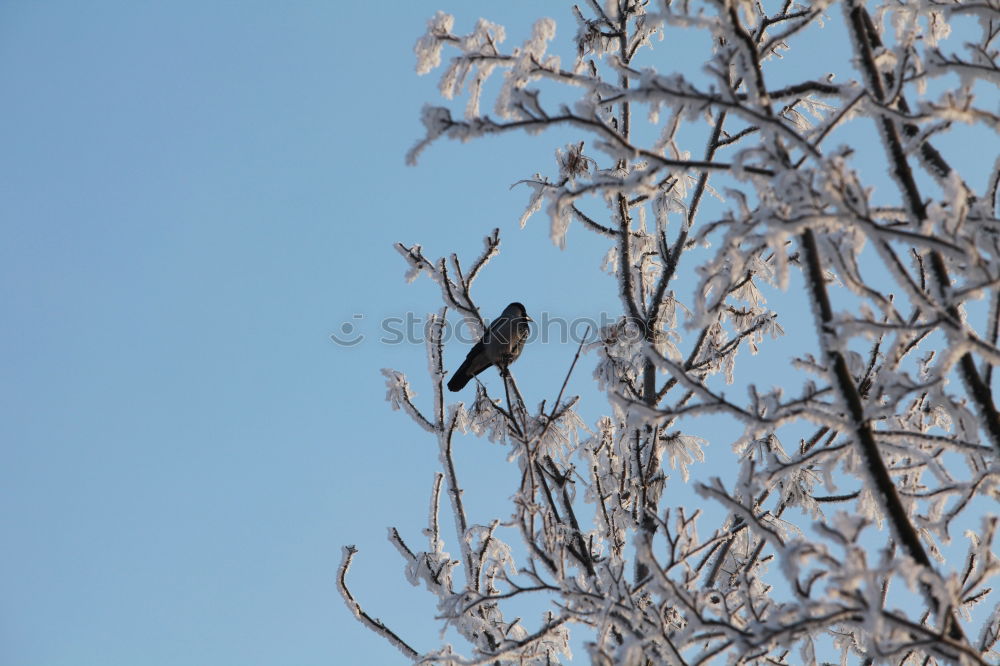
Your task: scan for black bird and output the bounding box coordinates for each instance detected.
[447,302,532,392]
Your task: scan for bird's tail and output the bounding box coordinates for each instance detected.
[447,359,474,392]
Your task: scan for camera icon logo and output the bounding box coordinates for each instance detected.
[330,314,365,347]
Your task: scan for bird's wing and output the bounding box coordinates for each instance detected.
[484,314,516,359]
[461,341,493,377]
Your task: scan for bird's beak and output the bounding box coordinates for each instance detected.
[525,315,534,323]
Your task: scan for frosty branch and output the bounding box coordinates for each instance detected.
[342,1,1000,664]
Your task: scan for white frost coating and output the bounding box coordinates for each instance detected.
[448,19,507,117]
[425,311,441,379]
[526,18,556,57]
[663,433,707,482]
[547,196,573,249]
[381,368,436,433]
[406,105,453,166]
[516,176,546,228]
[414,12,454,75]
[370,3,1000,663]
[493,19,558,121]
[446,403,469,436]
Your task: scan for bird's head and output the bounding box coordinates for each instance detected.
[505,302,533,324]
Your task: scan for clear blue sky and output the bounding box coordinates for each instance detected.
[3,3,996,665]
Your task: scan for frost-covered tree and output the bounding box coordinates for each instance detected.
[339,1,1000,664]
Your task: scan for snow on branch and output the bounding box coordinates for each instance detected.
[344,2,1000,663]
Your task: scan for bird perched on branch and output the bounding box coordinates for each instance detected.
[447,302,532,392]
